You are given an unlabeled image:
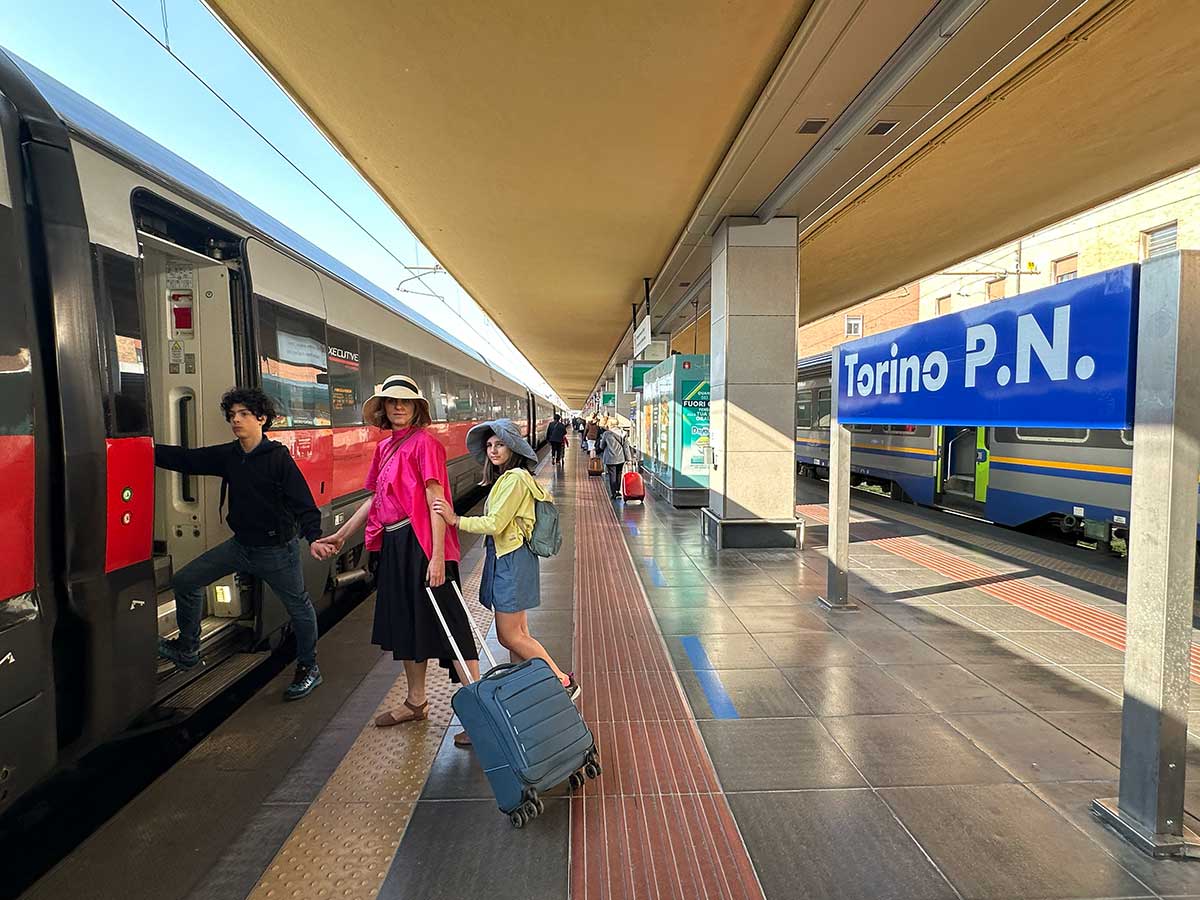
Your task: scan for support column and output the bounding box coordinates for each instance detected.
[1094,250,1200,857]
[820,355,855,608]
[701,217,800,549]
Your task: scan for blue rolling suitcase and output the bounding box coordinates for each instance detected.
[429,584,601,828]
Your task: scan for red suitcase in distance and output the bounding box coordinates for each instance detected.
[622,470,646,503]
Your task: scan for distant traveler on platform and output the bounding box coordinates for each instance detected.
[584,416,600,455]
[313,375,480,736]
[431,418,580,705]
[546,412,568,465]
[598,418,633,500]
[155,387,323,701]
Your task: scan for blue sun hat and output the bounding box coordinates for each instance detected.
[466,418,538,467]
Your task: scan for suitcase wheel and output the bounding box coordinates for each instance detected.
[584,761,601,780]
[568,771,585,791]
[509,809,527,829]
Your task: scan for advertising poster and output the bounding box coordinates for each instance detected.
[656,374,672,477]
[679,379,710,480]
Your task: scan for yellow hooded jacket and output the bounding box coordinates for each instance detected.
[457,468,552,557]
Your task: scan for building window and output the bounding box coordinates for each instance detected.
[1142,222,1178,260]
[986,278,1006,301]
[936,294,952,316]
[844,315,862,338]
[1053,255,1078,284]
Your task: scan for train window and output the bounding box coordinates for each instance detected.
[97,249,151,436]
[507,391,524,421]
[795,390,813,429]
[327,328,363,427]
[816,388,832,429]
[407,356,431,410]
[481,384,500,418]
[424,363,449,421]
[1014,426,1089,444]
[372,344,411,384]
[357,342,375,409]
[0,269,32,437]
[885,424,932,437]
[257,298,331,428]
[445,372,476,422]
[850,423,875,433]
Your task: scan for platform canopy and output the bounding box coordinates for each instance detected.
[208,0,1200,404]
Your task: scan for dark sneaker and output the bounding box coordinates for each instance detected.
[158,637,199,669]
[284,663,322,701]
[563,674,582,702]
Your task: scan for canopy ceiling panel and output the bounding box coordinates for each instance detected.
[795,0,1200,323]
[208,0,814,403]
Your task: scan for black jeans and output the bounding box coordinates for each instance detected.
[550,440,564,463]
[606,464,623,497]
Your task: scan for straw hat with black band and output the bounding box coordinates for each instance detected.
[362,374,431,429]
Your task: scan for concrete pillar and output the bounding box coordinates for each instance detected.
[701,217,800,549]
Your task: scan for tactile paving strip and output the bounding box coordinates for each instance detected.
[247,561,491,900]
[571,461,765,900]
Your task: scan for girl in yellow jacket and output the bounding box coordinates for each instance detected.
[431,418,580,701]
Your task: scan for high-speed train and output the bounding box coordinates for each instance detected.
[795,353,1143,551]
[0,52,561,816]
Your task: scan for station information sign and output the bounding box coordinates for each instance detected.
[834,265,1138,429]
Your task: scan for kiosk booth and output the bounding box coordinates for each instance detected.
[639,354,710,507]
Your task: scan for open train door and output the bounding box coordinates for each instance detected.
[0,66,58,815]
[936,425,989,513]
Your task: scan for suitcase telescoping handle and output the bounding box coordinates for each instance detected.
[424,581,499,686]
[450,581,499,670]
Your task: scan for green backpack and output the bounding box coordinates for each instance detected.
[529,496,562,558]
[519,470,561,557]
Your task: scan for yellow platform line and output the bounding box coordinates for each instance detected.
[246,558,490,900]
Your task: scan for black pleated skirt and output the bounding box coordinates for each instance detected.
[371,526,477,683]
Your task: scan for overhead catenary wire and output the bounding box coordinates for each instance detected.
[108,0,563,403]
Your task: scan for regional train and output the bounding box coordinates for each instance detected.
[0,53,560,815]
[796,353,1142,552]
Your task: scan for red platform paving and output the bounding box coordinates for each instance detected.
[797,503,1200,682]
[571,466,764,900]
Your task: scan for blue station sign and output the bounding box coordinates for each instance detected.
[834,265,1139,429]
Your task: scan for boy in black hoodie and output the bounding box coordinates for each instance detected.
[155,388,323,701]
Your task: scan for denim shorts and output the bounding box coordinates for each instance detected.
[479,537,541,614]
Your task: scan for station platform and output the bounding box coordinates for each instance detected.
[24,452,1200,900]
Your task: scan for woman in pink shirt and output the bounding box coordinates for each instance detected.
[315,374,480,730]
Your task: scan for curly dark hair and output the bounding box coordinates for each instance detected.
[220,387,277,430]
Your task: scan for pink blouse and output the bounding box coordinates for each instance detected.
[364,427,460,562]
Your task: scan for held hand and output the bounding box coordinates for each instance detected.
[430,497,458,525]
[310,535,344,561]
[427,557,446,587]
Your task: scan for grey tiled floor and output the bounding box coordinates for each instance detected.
[615,484,1200,900]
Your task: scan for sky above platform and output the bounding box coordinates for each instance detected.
[1,0,562,404]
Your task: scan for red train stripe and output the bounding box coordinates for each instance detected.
[105,436,155,573]
[0,434,35,598]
